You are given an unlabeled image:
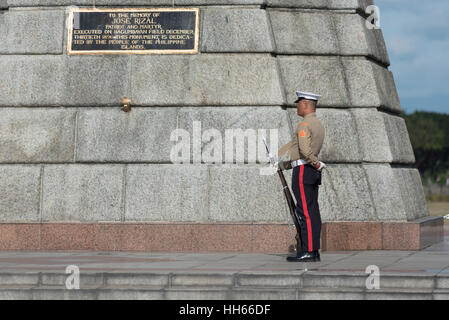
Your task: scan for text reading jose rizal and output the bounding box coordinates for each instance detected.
[68,9,199,54]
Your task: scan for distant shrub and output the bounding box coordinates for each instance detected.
[426,194,449,202]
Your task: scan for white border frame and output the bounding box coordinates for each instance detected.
[67,7,200,55]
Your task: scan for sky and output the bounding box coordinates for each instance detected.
[376,0,449,114]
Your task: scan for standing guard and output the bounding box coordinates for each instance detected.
[278,91,326,262]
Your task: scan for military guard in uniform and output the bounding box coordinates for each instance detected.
[278,91,326,262]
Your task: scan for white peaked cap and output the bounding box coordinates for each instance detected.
[295,91,321,102]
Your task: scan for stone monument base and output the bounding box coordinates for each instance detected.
[0,218,444,252]
[321,217,445,251]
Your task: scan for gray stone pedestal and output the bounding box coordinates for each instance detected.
[0,0,443,251]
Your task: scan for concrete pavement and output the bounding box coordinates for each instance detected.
[0,233,448,300]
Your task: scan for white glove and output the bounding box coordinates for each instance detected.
[277,161,292,171]
[315,161,326,171]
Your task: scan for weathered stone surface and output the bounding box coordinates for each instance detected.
[322,165,431,223]
[316,109,362,162]
[97,289,164,300]
[363,164,407,221]
[381,113,415,164]
[0,55,130,107]
[208,165,286,222]
[280,56,400,109]
[106,274,169,286]
[171,273,234,286]
[0,165,41,222]
[343,58,378,107]
[370,62,402,113]
[288,109,362,163]
[201,8,274,52]
[278,56,349,107]
[392,168,429,221]
[342,58,401,112]
[64,56,131,106]
[131,54,284,106]
[7,0,264,6]
[0,290,33,300]
[269,11,338,55]
[0,56,65,107]
[0,273,39,285]
[0,108,76,163]
[299,288,365,300]
[352,109,414,164]
[367,292,434,300]
[0,0,425,232]
[328,0,374,10]
[0,0,8,9]
[171,0,263,3]
[125,164,209,222]
[319,164,376,221]
[267,0,328,8]
[125,163,421,223]
[333,13,390,66]
[0,0,359,9]
[42,165,123,222]
[236,272,304,287]
[0,9,63,54]
[302,272,367,288]
[373,30,390,66]
[270,10,389,65]
[32,163,426,224]
[76,108,178,162]
[125,164,287,222]
[351,108,392,163]
[178,106,291,163]
[77,106,289,163]
[166,288,228,300]
[41,273,104,287]
[268,0,373,9]
[0,54,283,107]
[230,288,297,300]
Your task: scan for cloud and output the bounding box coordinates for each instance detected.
[376,0,449,112]
[388,37,416,56]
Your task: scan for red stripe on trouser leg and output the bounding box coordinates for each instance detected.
[299,165,313,252]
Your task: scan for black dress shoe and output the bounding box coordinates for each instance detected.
[314,250,321,262]
[286,251,319,262]
[286,250,303,262]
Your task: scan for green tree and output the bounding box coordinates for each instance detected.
[401,111,449,181]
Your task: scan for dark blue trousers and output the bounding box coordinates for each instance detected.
[291,165,322,252]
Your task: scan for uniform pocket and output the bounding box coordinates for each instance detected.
[316,170,322,186]
[302,166,321,185]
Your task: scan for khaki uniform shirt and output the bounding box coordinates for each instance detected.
[279,113,325,168]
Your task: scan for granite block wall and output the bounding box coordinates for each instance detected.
[0,0,426,227]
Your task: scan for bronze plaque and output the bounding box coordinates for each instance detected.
[67,8,199,55]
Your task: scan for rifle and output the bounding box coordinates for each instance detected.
[262,138,302,253]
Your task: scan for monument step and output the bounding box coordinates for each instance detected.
[0,286,447,300]
[0,271,448,300]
